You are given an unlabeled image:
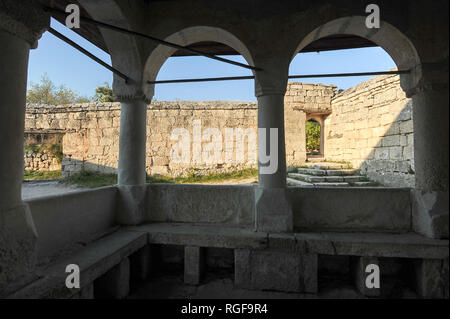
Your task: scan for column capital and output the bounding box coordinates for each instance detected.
[116,92,151,104]
[114,79,153,104]
[0,0,50,48]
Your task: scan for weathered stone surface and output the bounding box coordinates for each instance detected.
[95,258,130,299]
[130,245,153,280]
[26,187,118,262]
[413,258,449,299]
[351,256,381,297]
[8,230,146,298]
[235,249,318,293]
[412,189,449,239]
[116,185,147,225]
[145,184,255,226]
[255,187,293,233]
[24,73,414,188]
[289,187,411,232]
[0,204,38,297]
[184,246,205,285]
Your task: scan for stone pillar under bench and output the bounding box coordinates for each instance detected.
[130,245,153,280]
[351,256,381,297]
[184,246,205,285]
[235,249,318,293]
[95,258,130,299]
[413,258,449,299]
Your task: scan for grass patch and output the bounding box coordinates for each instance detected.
[63,170,117,188]
[24,170,62,180]
[60,168,258,188]
[147,168,258,184]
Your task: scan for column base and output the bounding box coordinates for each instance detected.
[412,190,449,239]
[235,249,317,293]
[116,185,147,225]
[255,187,293,233]
[0,203,37,297]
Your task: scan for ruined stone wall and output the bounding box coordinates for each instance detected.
[325,74,415,187]
[25,102,260,177]
[24,150,61,171]
[24,75,415,186]
[284,82,338,165]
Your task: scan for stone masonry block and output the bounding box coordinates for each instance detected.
[130,245,153,280]
[234,249,318,293]
[184,246,205,285]
[255,187,293,233]
[413,258,449,299]
[95,258,130,299]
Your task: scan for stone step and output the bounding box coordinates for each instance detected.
[303,162,352,170]
[305,157,325,162]
[298,168,360,176]
[325,169,360,176]
[297,168,327,176]
[352,182,373,186]
[314,182,350,187]
[289,173,366,183]
[286,177,313,187]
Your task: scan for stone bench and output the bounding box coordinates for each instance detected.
[8,230,147,299]
[125,223,449,298]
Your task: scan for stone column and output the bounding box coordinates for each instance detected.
[118,97,148,186]
[408,63,449,239]
[116,96,148,225]
[254,64,293,233]
[0,1,49,296]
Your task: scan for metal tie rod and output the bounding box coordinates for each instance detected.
[48,27,131,83]
[147,70,410,84]
[45,6,262,72]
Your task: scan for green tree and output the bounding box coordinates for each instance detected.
[27,73,91,104]
[306,120,321,154]
[93,82,116,102]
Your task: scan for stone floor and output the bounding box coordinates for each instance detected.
[127,268,419,299]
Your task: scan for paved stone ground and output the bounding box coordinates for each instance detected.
[22,180,84,200]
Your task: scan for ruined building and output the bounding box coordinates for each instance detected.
[0,0,448,299]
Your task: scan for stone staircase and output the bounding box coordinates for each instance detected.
[287,162,374,187]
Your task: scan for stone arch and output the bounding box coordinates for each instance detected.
[77,0,145,100]
[291,16,421,92]
[143,26,256,98]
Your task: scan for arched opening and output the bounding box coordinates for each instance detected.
[286,17,421,187]
[143,26,258,184]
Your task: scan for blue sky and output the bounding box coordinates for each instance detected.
[28,19,396,102]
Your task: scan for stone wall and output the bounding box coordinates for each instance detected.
[25,101,260,177]
[325,74,415,187]
[23,132,63,172]
[24,74,415,187]
[24,149,61,171]
[284,82,338,164]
